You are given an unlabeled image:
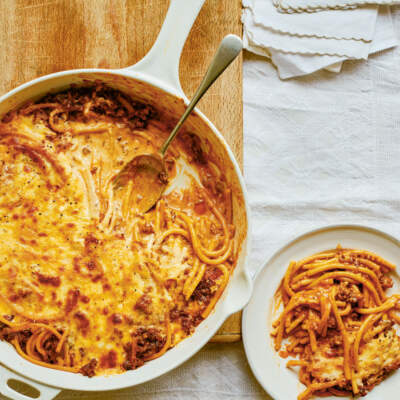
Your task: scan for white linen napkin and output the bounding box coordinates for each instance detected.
[242,7,374,58]
[270,6,396,78]
[243,1,397,79]
[245,0,377,40]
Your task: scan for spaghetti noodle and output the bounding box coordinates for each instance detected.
[0,84,238,376]
[271,246,400,399]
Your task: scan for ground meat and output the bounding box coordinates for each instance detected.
[18,84,155,132]
[181,133,206,164]
[84,233,99,253]
[80,295,90,304]
[158,171,168,185]
[122,340,144,370]
[336,281,362,304]
[379,274,393,289]
[122,360,137,370]
[113,328,123,339]
[74,311,90,335]
[86,260,97,270]
[323,333,344,358]
[41,335,59,363]
[134,328,165,359]
[0,314,14,330]
[36,272,61,287]
[9,287,33,302]
[140,222,154,234]
[1,329,32,345]
[327,316,337,329]
[169,306,203,335]
[80,358,97,377]
[164,279,177,290]
[90,272,103,282]
[124,315,134,325]
[65,289,80,314]
[134,294,152,315]
[349,311,361,322]
[203,267,223,281]
[191,278,213,303]
[181,313,203,335]
[169,307,181,321]
[55,140,73,153]
[100,350,117,369]
[110,313,123,324]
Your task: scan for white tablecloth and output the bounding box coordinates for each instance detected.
[54,7,400,400]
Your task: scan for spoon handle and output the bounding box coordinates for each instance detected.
[160,34,242,155]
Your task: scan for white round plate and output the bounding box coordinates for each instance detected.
[242,224,400,400]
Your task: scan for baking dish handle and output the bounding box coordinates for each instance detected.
[0,365,60,400]
[123,0,205,97]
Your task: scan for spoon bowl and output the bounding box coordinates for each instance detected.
[113,152,167,214]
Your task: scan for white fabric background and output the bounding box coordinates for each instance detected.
[33,7,400,400]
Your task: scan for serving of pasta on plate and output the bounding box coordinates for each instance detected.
[271,245,400,399]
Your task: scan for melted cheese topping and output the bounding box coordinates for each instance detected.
[309,328,400,391]
[0,88,236,376]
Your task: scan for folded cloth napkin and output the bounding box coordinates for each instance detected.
[242,0,397,79]
[242,1,377,60]
[242,7,374,58]
[270,6,397,78]
[245,0,378,40]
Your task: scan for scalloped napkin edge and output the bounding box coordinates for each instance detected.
[244,0,377,41]
[276,0,400,13]
[273,0,357,12]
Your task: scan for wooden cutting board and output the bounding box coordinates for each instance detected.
[0,0,243,342]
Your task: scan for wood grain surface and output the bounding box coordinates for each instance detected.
[0,0,243,341]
